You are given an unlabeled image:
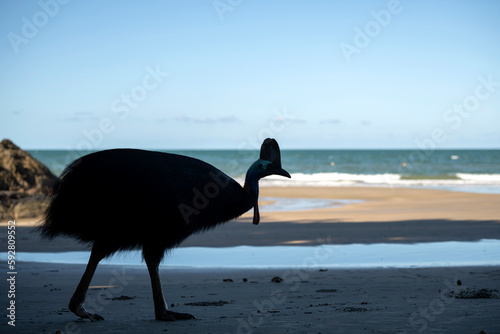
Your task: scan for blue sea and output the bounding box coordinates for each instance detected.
[30,149,500,194]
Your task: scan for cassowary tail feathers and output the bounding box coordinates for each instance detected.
[36,158,82,240]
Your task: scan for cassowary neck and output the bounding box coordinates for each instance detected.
[243,170,260,198]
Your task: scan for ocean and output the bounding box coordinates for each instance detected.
[29,149,500,194]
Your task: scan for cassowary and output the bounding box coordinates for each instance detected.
[38,138,290,321]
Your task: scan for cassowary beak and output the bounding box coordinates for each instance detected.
[272,167,291,178]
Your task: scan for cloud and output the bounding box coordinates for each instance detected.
[321,119,341,124]
[63,112,99,122]
[273,116,306,124]
[175,115,240,124]
[361,120,371,126]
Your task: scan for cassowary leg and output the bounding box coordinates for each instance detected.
[68,245,106,321]
[144,251,195,321]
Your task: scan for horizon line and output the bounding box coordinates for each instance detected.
[24,147,500,151]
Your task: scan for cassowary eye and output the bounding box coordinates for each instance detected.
[258,163,264,170]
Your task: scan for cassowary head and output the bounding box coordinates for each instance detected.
[247,138,291,181]
[247,159,290,179]
[245,138,290,225]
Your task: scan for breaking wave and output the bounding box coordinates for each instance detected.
[254,173,500,193]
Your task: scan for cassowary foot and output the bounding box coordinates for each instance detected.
[71,304,104,321]
[156,310,195,321]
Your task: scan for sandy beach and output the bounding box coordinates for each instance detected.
[1,186,500,333]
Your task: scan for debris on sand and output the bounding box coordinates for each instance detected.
[185,300,231,307]
[316,289,337,293]
[106,295,135,301]
[335,306,368,313]
[271,276,283,283]
[447,288,498,299]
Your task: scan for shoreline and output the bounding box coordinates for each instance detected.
[5,186,500,225]
[3,186,499,251]
[8,239,500,268]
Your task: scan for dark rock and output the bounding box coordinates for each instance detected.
[0,139,57,219]
[0,139,57,193]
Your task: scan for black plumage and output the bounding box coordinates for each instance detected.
[39,138,290,321]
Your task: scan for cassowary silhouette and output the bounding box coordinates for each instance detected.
[39,138,290,321]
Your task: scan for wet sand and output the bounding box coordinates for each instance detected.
[1,264,499,334]
[6,186,500,250]
[1,187,499,333]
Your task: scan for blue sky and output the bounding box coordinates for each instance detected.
[1,0,499,149]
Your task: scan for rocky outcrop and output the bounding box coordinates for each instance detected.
[0,139,57,220]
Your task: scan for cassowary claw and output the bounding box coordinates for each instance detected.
[72,304,104,321]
